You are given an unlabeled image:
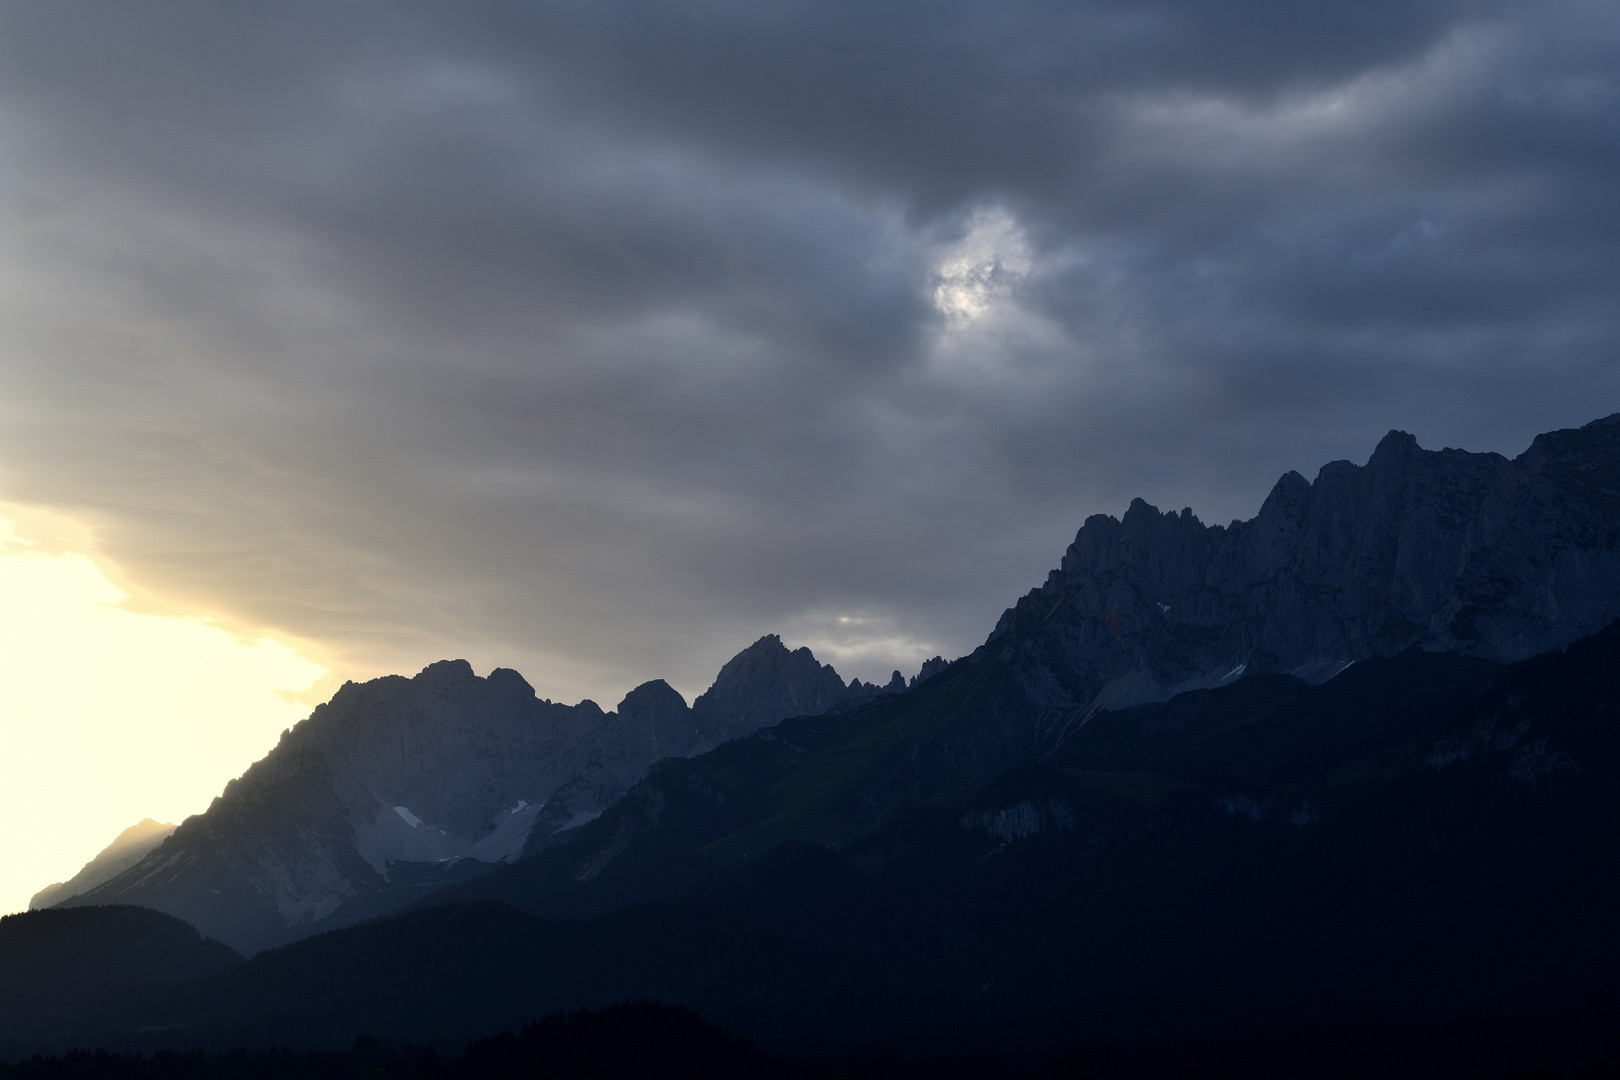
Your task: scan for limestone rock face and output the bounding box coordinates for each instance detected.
[60,637,882,953]
[980,413,1620,718]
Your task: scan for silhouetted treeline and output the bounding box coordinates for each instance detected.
[5,999,1618,1078]
[0,1003,812,1080]
[0,1047,362,1080]
[0,908,239,1046]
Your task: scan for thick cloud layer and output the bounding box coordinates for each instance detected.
[1,0,1616,702]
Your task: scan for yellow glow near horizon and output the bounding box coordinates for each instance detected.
[0,509,327,916]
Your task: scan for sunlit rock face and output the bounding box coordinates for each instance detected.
[59,636,894,953]
[980,413,1620,718]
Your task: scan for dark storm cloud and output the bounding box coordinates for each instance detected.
[0,0,1615,702]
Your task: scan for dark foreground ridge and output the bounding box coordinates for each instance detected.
[0,907,240,1048]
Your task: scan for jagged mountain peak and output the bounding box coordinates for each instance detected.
[486,666,537,698]
[706,634,830,691]
[980,414,1620,721]
[1256,468,1311,525]
[910,656,950,687]
[691,633,853,741]
[1367,427,1420,464]
[416,657,476,683]
[617,678,688,719]
[1524,409,1620,456]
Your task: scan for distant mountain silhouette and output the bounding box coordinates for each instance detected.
[29,820,174,910]
[52,636,912,953]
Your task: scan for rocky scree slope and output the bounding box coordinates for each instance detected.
[58,635,917,953]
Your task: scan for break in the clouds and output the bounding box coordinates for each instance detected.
[0,0,1616,703]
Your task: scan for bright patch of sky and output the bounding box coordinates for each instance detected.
[780,607,944,682]
[925,205,1079,394]
[932,206,1032,321]
[0,507,326,915]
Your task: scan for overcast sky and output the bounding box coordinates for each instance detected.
[1,0,1616,705]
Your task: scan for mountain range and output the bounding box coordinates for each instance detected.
[985,415,1620,712]
[12,413,1620,1074]
[49,635,935,953]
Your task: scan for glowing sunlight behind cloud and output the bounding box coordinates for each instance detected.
[931,206,1032,321]
[0,508,326,916]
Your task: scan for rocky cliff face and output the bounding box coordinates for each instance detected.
[60,636,903,953]
[981,413,1620,720]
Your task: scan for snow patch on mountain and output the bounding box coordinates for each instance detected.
[354,801,463,874]
[392,806,424,828]
[459,801,544,863]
